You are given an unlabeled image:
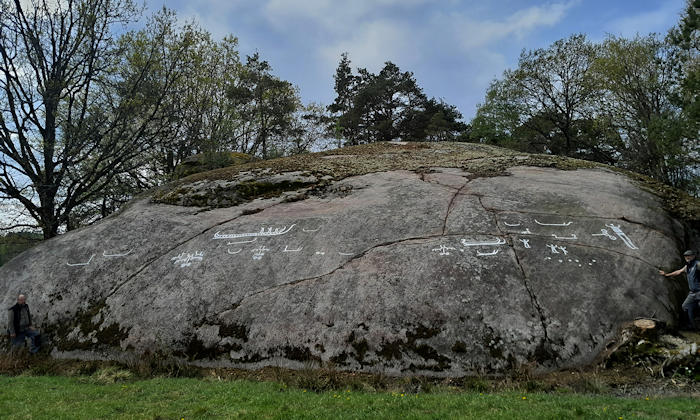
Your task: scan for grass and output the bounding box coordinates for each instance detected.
[0,374,698,420]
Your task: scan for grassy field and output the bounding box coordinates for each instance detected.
[0,374,698,420]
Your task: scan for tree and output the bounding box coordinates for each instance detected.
[328,55,467,144]
[472,35,608,160]
[669,0,700,125]
[0,1,197,238]
[228,53,300,159]
[156,34,242,175]
[285,102,335,155]
[593,35,696,189]
[328,53,359,145]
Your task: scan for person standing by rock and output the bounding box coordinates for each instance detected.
[659,250,700,331]
[7,294,41,353]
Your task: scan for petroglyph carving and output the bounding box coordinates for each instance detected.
[102,250,132,258]
[315,251,326,256]
[551,234,577,240]
[606,224,639,249]
[227,238,257,245]
[283,246,303,252]
[66,254,96,267]
[432,245,457,256]
[213,225,296,240]
[338,252,354,256]
[521,228,533,235]
[477,249,500,256]
[227,249,242,255]
[303,227,320,233]
[535,220,573,227]
[461,238,506,247]
[504,222,521,227]
[592,229,617,240]
[519,239,531,249]
[252,246,270,260]
[546,244,568,255]
[171,251,204,268]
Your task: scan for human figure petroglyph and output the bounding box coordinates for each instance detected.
[171,251,204,268]
[606,224,639,250]
[547,244,560,254]
[66,254,95,267]
[519,239,531,249]
[546,244,568,255]
[432,245,456,256]
[592,229,617,241]
[213,225,296,240]
[252,246,270,260]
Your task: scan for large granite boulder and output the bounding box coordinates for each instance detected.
[1,142,697,376]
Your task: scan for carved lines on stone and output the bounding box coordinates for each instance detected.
[213,225,296,240]
[476,249,499,256]
[252,246,270,260]
[66,254,96,267]
[592,229,617,241]
[171,251,204,268]
[432,245,457,256]
[461,238,506,247]
[606,224,638,249]
[103,250,132,258]
[551,234,577,240]
[535,220,573,227]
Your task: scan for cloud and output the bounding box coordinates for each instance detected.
[263,0,431,33]
[318,19,419,73]
[440,1,579,50]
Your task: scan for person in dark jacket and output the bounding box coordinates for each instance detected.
[7,294,40,353]
[660,250,700,331]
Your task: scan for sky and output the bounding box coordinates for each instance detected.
[141,0,688,121]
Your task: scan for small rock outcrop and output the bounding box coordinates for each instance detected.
[1,142,696,376]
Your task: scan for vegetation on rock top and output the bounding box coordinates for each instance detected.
[152,141,699,225]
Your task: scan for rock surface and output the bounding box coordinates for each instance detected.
[0,142,695,376]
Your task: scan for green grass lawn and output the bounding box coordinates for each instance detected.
[0,375,697,420]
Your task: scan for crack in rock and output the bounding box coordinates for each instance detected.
[443,181,471,235]
[229,234,445,309]
[476,193,554,357]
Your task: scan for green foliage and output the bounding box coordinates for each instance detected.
[328,55,468,145]
[172,152,253,179]
[229,53,301,159]
[472,32,699,195]
[0,232,42,267]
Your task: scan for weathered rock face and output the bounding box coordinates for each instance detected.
[0,142,694,376]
